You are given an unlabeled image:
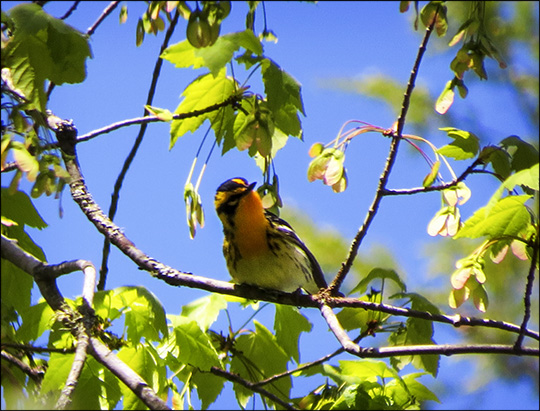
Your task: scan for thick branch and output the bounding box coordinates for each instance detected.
[3,234,537,343]
[319,303,361,354]
[89,337,170,410]
[351,344,539,358]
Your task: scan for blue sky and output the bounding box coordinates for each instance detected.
[2,1,539,409]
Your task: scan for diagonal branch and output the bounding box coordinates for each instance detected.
[328,7,439,295]
[86,1,121,36]
[318,303,361,355]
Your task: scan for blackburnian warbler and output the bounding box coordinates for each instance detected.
[215,177,328,294]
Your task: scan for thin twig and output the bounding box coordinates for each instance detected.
[42,97,241,151]
[514,233,539,349]
[59,1,81,20]
[209,366,296,410]
[254,329,371,388]
[86,1,121,36]
[99,8,181,290]
[382,157,484,196]
[329,8,439,295]
[1,350,45,384]
[0,343,75,354]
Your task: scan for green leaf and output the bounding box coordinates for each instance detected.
[336,304,370,332]
[389,293,440,376]
[170,316,221,370]
[230,320,290,408]
[15,301,53,342]
[191,370,225,409]
[145,105,174,121]
[274,305,312,363]
[488,163,539,209]
[118,345,164,410]
[351,268,407,295]
[387,372,440,405]
[115,286,168,343]
[41,352,76,393]
[456,195,532,239]
[437,127,479,160]
[260,58,305,136]
[1,259,35,321]
[479,145,512,179]
[1,188,47,229]
[500,135,539,172]
[170,69,236,148]
[181,294,227,331]
[340,359,399,381]
[162,30,263,76]
[4,4,91,111]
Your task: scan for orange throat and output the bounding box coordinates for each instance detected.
[234,191,269,258]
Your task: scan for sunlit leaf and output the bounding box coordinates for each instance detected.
[170,69,236,148]
[456,195,531,239]
[274,305,312,363]
[437,127,479,160]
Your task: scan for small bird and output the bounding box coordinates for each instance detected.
[215,177,328,294]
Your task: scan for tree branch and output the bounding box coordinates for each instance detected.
[382,157,484,196]
[0,235,170,410]
[56,263,97,409]
[1,350,45,385]
[86,1,121,37]
[328,6,439,295]
[318,303,361,355]
[209,366,296,410]
[350,343,539,358]
[514,232,539,349]
[89,337,170,410]
[58,1,81,20]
